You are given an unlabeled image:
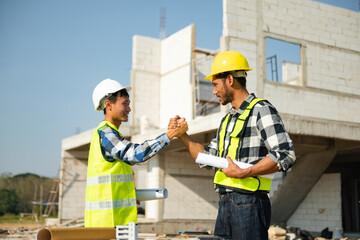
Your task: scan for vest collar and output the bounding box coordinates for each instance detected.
[99,120,119,133]
[230,93,257,115]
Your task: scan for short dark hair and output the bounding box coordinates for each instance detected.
[103,89,129,114]
[217,72,246,89]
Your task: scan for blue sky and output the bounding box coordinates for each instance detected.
[0,0,358,178]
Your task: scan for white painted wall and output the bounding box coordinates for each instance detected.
[287,173,342,232]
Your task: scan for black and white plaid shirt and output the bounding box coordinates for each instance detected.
[204,93,295,172]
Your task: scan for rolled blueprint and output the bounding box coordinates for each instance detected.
[195,153,274,179]
[135,188,168,201]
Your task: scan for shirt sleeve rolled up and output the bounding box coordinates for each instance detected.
[256,104,296,171]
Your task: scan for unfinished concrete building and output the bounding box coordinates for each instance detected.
[60,0,360,235]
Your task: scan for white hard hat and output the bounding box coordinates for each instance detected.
[92,78,132,111]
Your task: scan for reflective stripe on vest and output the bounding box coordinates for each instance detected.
[86,174,134,186]
[85,198,137,211]
[85,121,137,227]
[214,98,272,192]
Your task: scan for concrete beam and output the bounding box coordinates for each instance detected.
[62,128,94,151]
[281,113,360,142]
[62,150,89,160]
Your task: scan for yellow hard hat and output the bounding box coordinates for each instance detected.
[205,51,252,80]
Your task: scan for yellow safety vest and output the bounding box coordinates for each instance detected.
[213,98,272,192]
[85,121,137,227]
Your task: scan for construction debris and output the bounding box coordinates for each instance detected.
[268,225,287,240]
[1,221,358,240]
[314,238,349,240]
[178,230,210,237]
[268,225,358,240]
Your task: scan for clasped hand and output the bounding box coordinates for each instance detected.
[168,115,188,137]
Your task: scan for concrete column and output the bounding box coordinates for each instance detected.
[145,154,164,221]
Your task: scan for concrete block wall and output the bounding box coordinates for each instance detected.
[266,84,360,124]
[222,0,360,133]
[132,36,161,72]
[131,25,195,130]
[261,0,360,98]
[287,173,342,232]
[131,36,161,130]
[262,0,359,52]
[59,156,87,220]
[222,0,259,92]
[223,0,257,40]
[306,45,360,95]
[282,62,302,86]
[163,152,218,220]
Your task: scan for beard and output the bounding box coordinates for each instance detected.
[221,84,233,105]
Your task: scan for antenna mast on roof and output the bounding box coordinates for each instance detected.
[160,7,166,39]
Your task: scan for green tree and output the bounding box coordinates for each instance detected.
[0,188,20,215]
[0,172,57,215]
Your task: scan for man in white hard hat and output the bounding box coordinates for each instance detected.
[170,51,295,239]
[85,78,188,227]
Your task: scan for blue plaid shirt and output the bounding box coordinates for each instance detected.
[99,122,170,165]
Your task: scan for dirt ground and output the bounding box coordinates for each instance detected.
[0,222,44,229]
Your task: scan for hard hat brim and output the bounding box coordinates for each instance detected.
[204,68,252,80]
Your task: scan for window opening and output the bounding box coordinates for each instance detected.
[193,49,220,117]
[266,37,302,86]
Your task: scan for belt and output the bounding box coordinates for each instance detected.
[217,187,268,196]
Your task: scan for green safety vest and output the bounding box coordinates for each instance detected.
[85,121,137,227]
[213,98,272,192]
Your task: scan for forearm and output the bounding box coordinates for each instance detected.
[178,133,204,160]
[165,129,178,141]
[109,134,169,164]
[244,156,279,178]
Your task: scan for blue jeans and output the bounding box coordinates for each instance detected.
[214,191,271,240]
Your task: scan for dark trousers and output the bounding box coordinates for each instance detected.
[214,191,271,240]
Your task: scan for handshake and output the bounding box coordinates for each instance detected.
[167,115,188,139]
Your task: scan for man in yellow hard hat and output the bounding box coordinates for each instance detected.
[85,78,188,227]
[170,51,296,239]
